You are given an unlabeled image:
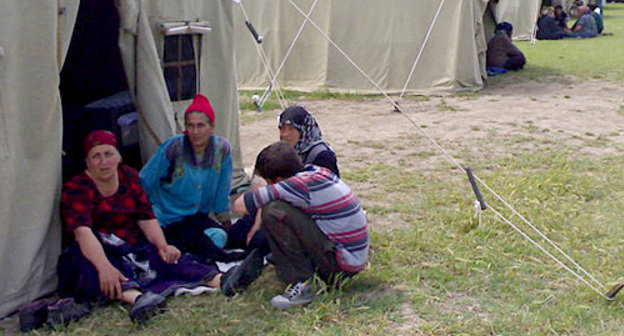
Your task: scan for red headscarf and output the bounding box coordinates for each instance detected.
[83,130,117,155]
[184,94,215,124]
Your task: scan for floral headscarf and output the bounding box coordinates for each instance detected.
[278,106,323,155]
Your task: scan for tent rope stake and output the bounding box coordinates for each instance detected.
[245,20,263,44]
[283,0,611,300]
[237,2,288,110]
[465,166,487,211]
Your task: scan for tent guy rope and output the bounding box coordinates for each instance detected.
[280,0,612,300]
[257,0,320,109]
[398,0,447,101]
[237,1,288,110]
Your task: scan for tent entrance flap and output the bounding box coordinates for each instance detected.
[59,0,137,182]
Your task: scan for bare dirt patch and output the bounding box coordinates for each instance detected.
[386,302,427,335]
[239,78,624,232]
[241,78,624,169]
[438,291,489,320]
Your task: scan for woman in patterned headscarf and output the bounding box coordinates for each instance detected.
[278,106,339,177]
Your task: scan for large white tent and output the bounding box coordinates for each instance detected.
[234,0,490,95]
[0,0,80,319]
[0,0,245,318]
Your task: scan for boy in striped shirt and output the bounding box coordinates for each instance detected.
[233,141,368,309]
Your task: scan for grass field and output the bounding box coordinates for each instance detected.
[516,4,624,82]
[8,4,624,336]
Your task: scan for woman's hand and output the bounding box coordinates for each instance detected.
[98,265,129,300]
[158,244,181,264]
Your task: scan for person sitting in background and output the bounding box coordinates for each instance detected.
[554,5,570,29]
[566,5,599,38]
[57,130,264,323]
[537,6,567,40]
[588,4,604,34]
[486,22,526,71]
[140,94,245,264]
[594,0,603,14]
[277,106,340,177]
[233,142,368,309]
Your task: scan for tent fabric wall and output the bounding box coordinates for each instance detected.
[491,0,541,40]
[235,0,332,91]
[0,0,245,318]
[235,0,489,94]
[0,0,80,318]
[483,4,498,44]
[117,0,248,188]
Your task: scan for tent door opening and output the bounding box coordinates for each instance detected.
[59,0,139,182]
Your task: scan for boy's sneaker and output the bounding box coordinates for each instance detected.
[220,249,264,297]
[270,281,314,310]
[129,291,166,323]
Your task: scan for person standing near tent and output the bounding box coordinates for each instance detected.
[57,130,264,323]
[227,106,340,255]
[486,22,526,71]
[233,141,368,309]
[140,94,241,263]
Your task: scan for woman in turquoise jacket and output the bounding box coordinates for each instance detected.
[140,94,241,263]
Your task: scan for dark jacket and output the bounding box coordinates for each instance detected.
[486,32,525,69]
[537,16,566,40]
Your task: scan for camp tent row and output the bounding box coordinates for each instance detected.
[235,0,490,94]
[0,0,535,318]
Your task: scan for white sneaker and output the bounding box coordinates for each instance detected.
[270,281,314,310]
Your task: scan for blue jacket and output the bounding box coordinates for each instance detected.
[139,134,232,226]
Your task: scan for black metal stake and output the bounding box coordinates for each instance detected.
[465,166,487,210]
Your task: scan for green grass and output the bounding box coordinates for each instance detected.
[239,88,381,113]
[29,143,624,335]
[9,4,624,336]
[239,88,383,125]
[351,148,624,335]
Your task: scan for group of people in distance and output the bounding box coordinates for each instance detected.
[537,2,604,40]
[48,94,369,325]
[485,1,606,75]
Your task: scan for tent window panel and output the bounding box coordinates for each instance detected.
[164,35,195,62]
[163,35,198,101]
[180,65,197,98]
[164,65,196,101]
[163,36,179,62]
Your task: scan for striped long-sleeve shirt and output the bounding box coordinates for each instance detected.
[244,165,368,273]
